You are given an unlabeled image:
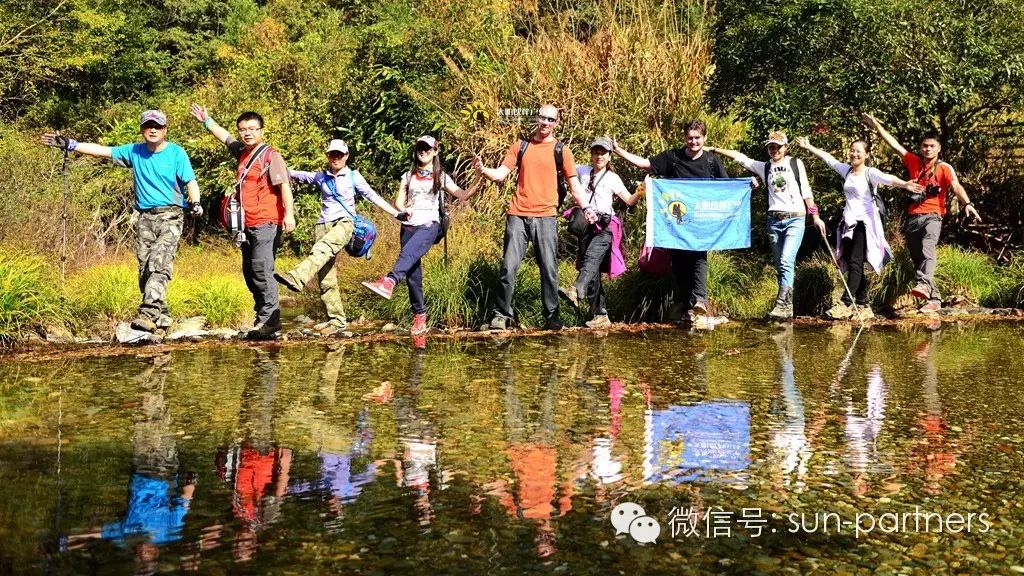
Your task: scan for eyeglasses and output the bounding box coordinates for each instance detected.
[237,127,263,134]
[537,115,558,124]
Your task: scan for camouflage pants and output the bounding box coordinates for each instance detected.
[136,208,183,322]
[287,218,354,324]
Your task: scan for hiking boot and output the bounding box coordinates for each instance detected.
[488,315,509,331]
[691,299,709,316]
[130,316,157,333]
[544,318,564,331]
[246,321,281,340]
[910,283,930,301]
[412,335,427,350]
[768,287,794,321]
[559,285,581,308]
[853,306,875,321]
[586,314,612,329]
[274,271,303,293]
[919,300,941,314]
[156,314,173,329]
[314,318,347,335]
[826,302,854,320]
[410,313,429,336]
[362,276,396,300]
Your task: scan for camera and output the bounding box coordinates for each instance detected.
[924,184,940,197]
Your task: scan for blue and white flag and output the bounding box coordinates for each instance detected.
[645,177,751,251]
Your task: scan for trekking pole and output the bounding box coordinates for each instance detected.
[59,137,71,287]
[819,227,858,315]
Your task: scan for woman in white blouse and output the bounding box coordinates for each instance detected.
[795,136,923,320]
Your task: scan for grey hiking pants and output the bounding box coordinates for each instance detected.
[494,215,560,324]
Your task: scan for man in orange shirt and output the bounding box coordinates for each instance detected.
[191,104,296,339]
[862,114,981,313]
[474,104,592,330]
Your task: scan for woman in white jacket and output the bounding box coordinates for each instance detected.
[795,136,923,320]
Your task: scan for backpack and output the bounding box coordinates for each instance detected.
[220,143,271,244]
[845,166,888,224]
[325,170,377,259]
[516,139,568,208]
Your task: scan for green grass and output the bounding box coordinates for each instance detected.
[794,255,839,317]
[708,252,778,319]
[0,249,67,345]
[933,246,999,304]
[64,262,138,323]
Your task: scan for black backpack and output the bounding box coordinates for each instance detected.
[516,139,568,208]
[845,167,888,224]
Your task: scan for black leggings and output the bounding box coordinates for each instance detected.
[841,221,869,306]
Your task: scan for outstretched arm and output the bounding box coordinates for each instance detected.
[473,155,512,182]
[793,136,834,164]
[41,133,112,158]
[445,175,481,202]
[609,137,651,170]
[860,113,908,157]
[190,103,233,145]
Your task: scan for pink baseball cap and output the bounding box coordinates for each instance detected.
[140,110,167,127]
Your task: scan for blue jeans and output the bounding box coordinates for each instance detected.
[388,222,440,315]
[767,215,805,290]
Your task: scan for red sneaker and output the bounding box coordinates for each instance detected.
[362,276,396,299]
[410,313,429,335]
[910,284,929,300]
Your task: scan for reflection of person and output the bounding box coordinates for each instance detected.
[66,353,196,573]
[796,137,924,320]
[492,344,568,557]
[189,104,295,340]
[561,138,643,329]
[289,348,377,524]
[844,365,889,496]
[474,104,589,331]
[41,111,201,333]
[215,350,292,562]
[612,120,735,321]
[362,136,479,335]
[394,347,438,523]
[769,326,810,491]
[276,139,406,334]
[713,133,826,320]
[861,113,982,313]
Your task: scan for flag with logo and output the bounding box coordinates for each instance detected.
[645,177,751,251]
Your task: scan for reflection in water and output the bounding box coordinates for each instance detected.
[396,347,438,523]
[770,326,810,491]
[215,349,292,563]
[495,343,564,557]
[66,353,195,575]
[8,327,1021,573]
[288,346,376,527]
[643,344,750,485]
[910,331,962,495]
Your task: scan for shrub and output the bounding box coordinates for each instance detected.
[0,248,67,344]
[793,255,838,317]
[985,257,1024,309]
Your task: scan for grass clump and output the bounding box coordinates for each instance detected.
[0,249,67,344]
[708,252,777,319]
[168,276,250,327]
[934,246,998,304]
[793,255,839,317]
[984,257,1024,308]
[65,262,138,322]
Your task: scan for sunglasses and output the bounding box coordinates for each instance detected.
[327,152,347,159]
[415,144,435,153]
[537,114,559,124]
[141,122,165,130]
[767,144,784,151]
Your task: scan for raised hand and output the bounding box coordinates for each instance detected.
[189,103,209,123]
[860,112,879,130]
[794,136,810,148]
[41,133,77,151]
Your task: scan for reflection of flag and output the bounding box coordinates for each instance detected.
[643,402,750,484]
[645,177,751,251]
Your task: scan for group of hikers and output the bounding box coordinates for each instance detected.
[41,103,981,338]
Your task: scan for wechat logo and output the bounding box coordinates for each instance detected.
[611,502,661,544]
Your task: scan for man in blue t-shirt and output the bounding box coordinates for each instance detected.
[42,110,203,333]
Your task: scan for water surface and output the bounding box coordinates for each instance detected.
[2,324,1023,574]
